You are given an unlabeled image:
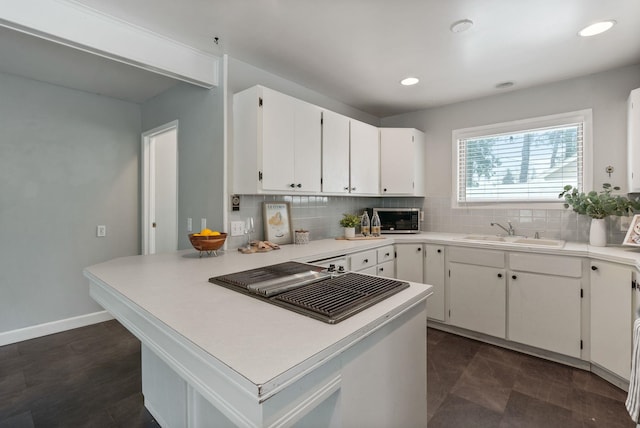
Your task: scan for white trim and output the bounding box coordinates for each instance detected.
[0,0,219,88]
[451,109,593,209]
[0,310,114,346]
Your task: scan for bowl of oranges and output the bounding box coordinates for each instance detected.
[189,229,227,256]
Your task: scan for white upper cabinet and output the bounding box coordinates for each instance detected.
[321,110,351,194]
[233,86,321,194]
[628,88,640,193]
[349,119,380,195]
[379,128,425,196]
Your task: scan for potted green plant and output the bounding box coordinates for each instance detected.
[559,183,640,246]
[340,213,361,239]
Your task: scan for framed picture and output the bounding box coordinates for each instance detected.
[263,202,293,244]
[623,214,640,247]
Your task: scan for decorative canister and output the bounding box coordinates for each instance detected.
[295,230,310,245]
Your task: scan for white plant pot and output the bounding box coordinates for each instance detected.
[344,227,356,239]
[589,218,607,247]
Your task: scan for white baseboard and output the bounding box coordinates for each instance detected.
[0,310,114,346]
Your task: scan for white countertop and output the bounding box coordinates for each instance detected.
[84,237,431,399]
[84,232,640,399]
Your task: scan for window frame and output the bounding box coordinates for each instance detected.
[451,109,593,209]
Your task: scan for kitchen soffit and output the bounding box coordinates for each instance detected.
[7,1,640,116]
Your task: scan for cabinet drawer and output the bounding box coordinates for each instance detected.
[377,245,395,264]
[448,247,504,268]
[509,253,582,277]
[377,260,395,278]
[349,249,377,272]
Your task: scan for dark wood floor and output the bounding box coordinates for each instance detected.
[0,320,633,427]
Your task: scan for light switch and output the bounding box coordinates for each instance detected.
[97,225,106,237]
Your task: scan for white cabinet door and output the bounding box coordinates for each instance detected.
[232,85,321,194]
[293,100,322,192]
[591,261,632,380]
[321,110,350,194]
[629,88,640,192]
[350,120,379,195]
[395,244,424,283]
[424,245,445,322]
[449,262,506,339]
[508,271,581,358]
[380,128,415,195]
[261,87,296,191]
[377,260,395,278]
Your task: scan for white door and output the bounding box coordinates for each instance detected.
[380,128,415,195]
[142,122,178,255]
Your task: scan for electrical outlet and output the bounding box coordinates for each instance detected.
[96,225,106,237]
[201,218,207,231]
[187,217,193,232]
[230,221,245,237]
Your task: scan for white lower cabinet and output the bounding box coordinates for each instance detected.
[424,245,445,322]
[448,247,506,339]
[395,244,424,283]
[590,260,633,380]
[348,245,395,278]
[507,252,582,358]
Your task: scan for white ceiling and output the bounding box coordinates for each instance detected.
[4,1,640,117]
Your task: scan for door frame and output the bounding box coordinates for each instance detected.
[141,120,179,255]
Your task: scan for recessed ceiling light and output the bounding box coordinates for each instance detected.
[450,19,474,33]
[578,20,616,37]
[400,77,419,86]
[495,81,514,89]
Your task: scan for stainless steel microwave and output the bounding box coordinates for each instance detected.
[370,208,422,234]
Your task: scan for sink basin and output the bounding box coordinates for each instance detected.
[459,235,565,248]
[511,238,565,247]
[461,235,506,242]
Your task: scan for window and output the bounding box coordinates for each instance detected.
[453,110,592,206]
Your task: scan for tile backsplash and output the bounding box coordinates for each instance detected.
[226,195,423,249]
[226,194,630,249]
[424,196,630,245]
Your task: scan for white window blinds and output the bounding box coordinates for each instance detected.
[456,122,585,203]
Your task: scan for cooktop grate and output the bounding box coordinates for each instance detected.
[273,273,409,322]
[209,262,410,324]
[211,261,323,289]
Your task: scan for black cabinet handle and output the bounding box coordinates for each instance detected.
[383,188,387,192]
[497,273,503,278]
[296,183,302,188]
[591,265,598,271]
[385,253,390,257]
[417,247,422,252]
[289,183,296,188]
[379,267,384,272]
[437,249,442,253]
[512,275,517,280]
[344,186,349,191]
[363,259,369,263]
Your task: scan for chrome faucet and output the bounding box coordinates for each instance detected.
[491,221,515,236]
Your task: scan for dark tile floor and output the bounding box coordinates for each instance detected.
[427,328,635,427]
[0,320,158,428]
[0,321,634,427]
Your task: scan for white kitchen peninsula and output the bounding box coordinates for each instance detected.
[84,240,432,428]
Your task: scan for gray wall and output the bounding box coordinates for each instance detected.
[142,79,225,250]
[0,71,141,332]
[381,64,640,242]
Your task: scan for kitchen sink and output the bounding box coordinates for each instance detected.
[459,235,565,248]
[461,235,507,242]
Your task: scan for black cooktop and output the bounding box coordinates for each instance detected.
[209,262,409,324]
